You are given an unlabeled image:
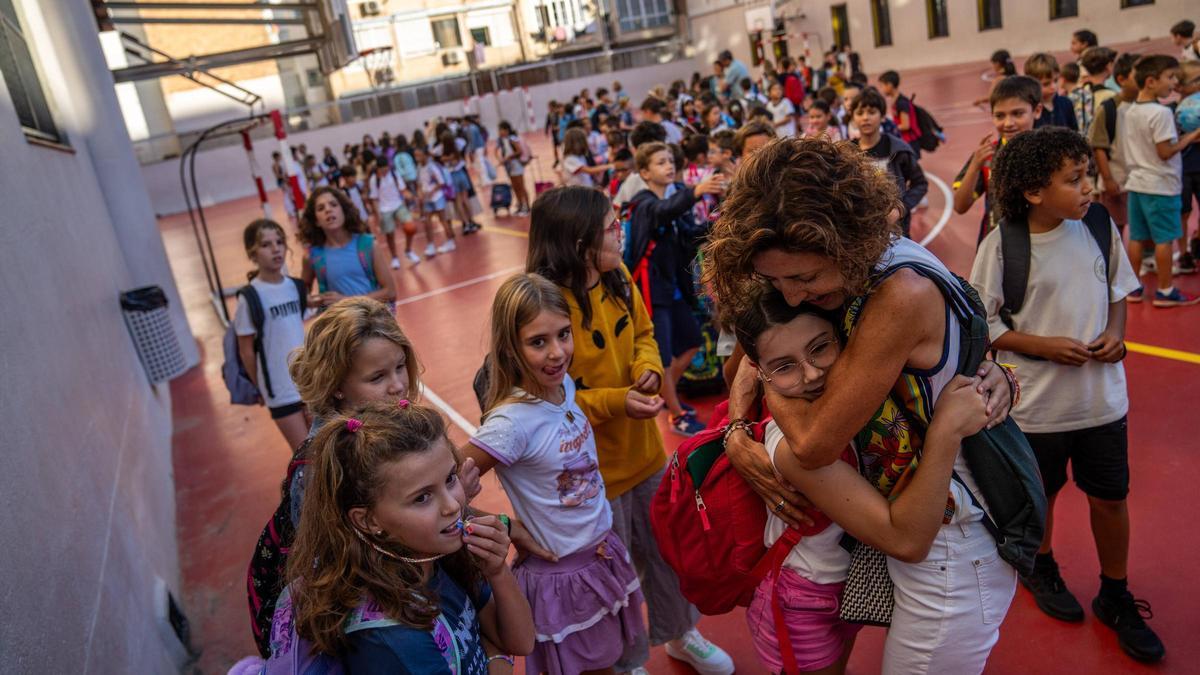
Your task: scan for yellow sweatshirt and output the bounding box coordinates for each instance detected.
[563,269,666,498]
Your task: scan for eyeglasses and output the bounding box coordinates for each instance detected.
[758,337,838,390]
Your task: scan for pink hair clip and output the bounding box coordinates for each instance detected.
[397,399,411,410]
[346,418,364,433]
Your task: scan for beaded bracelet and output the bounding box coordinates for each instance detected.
[722,418,754,448]
[997,362,1021,410]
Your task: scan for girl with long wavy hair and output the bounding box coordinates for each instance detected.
[277,402,535,672]
[461,273,647,675]
[298,186,396,310]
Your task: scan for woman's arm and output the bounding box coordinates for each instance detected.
[771,376,987,562]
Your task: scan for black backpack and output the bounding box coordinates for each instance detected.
[908,95,944,153]
[887,262,1047,577]
[998,202,1112,360]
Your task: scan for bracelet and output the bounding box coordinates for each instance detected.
[997,361,1021,410]
[487,654,515,667]
[722,418,754,447]
[1118,343,1128,361]
[497,513,512,537]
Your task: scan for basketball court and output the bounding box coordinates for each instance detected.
[158,40,1200,675]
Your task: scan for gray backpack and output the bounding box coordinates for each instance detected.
[222,280,307,405]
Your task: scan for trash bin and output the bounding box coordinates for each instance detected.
[121,286,188,384]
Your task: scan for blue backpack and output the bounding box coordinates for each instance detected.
[222,279,307,405]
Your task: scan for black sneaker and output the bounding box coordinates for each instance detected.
[1178,252,1197,275]
[1019,559,1085,622]
[1190,237,1200,260]
[1092,592,1165,663]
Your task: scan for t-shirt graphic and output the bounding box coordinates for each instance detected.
[557,439,601,507]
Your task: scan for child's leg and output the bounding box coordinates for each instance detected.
[1153,242,1174,290]
[663,348,699,416]
[437,209,455,240]
[512,174,529,209]
[1088,496,1130,580]
[272,409,308,451]
[1039,491,1059,555]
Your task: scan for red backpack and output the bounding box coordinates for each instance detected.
[650,401,832,615]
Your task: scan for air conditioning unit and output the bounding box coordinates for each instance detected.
[360,0,381,17]
[441,50,463,66]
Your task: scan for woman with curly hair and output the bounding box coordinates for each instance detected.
[703,136,1017,673]
[299,185,397,310]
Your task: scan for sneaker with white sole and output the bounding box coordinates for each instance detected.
[664,628,734,675]
[424,243,437,258]
[405,250,421,265]
[390,257,401,270]
[437,239,457,254]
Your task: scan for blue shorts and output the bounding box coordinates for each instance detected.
[424,194,447,213]
[651,298,702,366]
[1127,191,1182,244]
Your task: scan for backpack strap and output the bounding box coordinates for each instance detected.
[998,217,1031,331]
[355,234,379,288]
[1102,96,1118,143]
[310,246,328,294]
[1082,202,1113,290]
[289,276,308,315]
[239,285,275,399]
[755,528,804,675]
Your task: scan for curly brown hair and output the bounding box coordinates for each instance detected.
[701,137,899,312]
[287,402,482,655]
[298,185,369,247]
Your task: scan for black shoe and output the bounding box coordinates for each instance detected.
[1092,592,1165,663]
[1019,559,1085,622]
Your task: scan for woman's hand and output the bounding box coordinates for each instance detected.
[459,457,483,502]
[508,517,558,564]
[625,389,664,419]
[463,516,511,579]
[975,360,1013,427]
[724,431,815,528]
[930,376,989,441]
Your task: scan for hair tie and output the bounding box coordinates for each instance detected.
[346,418,364,433]
[397,399,411,410]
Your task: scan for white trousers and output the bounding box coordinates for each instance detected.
[882,518,1017,674]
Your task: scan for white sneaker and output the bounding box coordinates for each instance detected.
[626,669,650,675]
[1140,258,1156,275]
[390,257,401,270]
[405,250,421,265]
[424,243,437,258]
[437,239,457,254]
[664,628,734,675]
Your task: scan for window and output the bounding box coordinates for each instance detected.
[830,4,850,51]
[431,17,462,49]
[0,0,62,143]
[616,0,673,33]
[977,0,1002,31]
[470,27,491,46]
[1050,0,1077,19]
[926,0,949,38]
[1120,0,1153,6]
[870,0,892,47]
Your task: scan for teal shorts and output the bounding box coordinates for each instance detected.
[1127,191,1182,244]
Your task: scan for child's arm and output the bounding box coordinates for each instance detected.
[1087,300,1127,363]
[367,244,398,304]
[459,435,558,563]
[1094,148,1118,195]
[952,134,993,214]
[300,253,316,298]
[771,375,988,562]
[990,331,1090,365]
[898,151,929,215]
[467,516,536,657]
[237,335,258,388]
[580,163,614,176]
[1156,128,1200,160]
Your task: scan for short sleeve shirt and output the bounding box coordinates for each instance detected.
[233,277,305,407]
[561,155,593,187]
[369,172,406,213]
[470,376,612,557]
[1120,101,1180,196]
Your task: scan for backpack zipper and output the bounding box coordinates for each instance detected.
[695,491,711,531]
[669,452,680,503]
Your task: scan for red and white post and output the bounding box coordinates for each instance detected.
[270,109,306,219]
[241,129,272,219]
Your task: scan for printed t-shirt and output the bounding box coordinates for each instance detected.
[233,277,305,407]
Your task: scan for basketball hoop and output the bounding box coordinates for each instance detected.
[359,46,394,89]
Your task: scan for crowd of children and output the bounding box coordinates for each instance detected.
[219,18,1200,675]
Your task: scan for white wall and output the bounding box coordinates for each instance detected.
[689,0,1189,76]
[142,55,700,215]
[0,0,191,671]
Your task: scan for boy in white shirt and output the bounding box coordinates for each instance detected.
[1119,54,1200,306]
[367,161,415,269]
[970,127,1162,663]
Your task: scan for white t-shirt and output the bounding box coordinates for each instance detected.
[233,277,305,408]
[418,161,445,198]
[766,98,797,137]
[1119,101,1180,196]
[470,376,612,557]
[369,171,405,213]
[970,218,1140,433]
[345,181,369,220]
[561,154,593,187]
[614,172,648,206]
[660,119,684,144]
[763,422,850,584]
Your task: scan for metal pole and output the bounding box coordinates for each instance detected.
[103,1,317,9]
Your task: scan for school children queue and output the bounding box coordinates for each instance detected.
[222,21,1200,674]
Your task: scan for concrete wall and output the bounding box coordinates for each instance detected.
[0,0,192,672]
[689,0,1189,76]
[142,55,699,215]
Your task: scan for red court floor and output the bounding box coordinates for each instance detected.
[162,38,1198,674]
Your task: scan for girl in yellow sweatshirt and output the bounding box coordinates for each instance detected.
[525,186,734,674]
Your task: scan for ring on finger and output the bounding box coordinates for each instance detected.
[773,499,786,513]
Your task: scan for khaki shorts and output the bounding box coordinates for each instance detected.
[378,205,412,234]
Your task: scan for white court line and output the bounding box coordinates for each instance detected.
[396,265,524,306]
[919,172,954,248]
[422,385,479,436]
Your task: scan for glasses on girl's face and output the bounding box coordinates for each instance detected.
[758,336,838,390]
